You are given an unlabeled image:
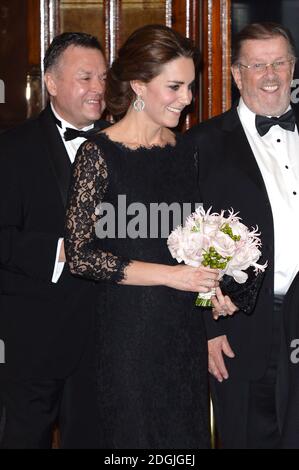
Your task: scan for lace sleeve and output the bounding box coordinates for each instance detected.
[65,140,131,283]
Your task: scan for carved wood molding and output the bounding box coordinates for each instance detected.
[40,0,59,106]
[37,0,232,123]
[104,0,120,66]
[169,0,200,129]
[201,0,231,120]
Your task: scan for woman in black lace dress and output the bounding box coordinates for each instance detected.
[65,25,236,449]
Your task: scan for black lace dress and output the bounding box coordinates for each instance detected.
[65,133,210,449]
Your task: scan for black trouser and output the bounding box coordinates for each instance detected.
[0,327,99,449]
[211,296,283,449]
[0,378,64,449]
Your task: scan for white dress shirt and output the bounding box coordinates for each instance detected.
[238,98,299,295]
[51,104,94,283]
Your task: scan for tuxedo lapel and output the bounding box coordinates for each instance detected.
[39,105,71,208]
[222,107,270,198]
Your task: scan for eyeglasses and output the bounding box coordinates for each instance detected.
[237,59,296,73]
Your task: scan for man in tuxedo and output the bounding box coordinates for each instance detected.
[0,32,109,448]
[187,22,299,448]
[280,271,299,448]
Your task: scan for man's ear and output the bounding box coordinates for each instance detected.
[44,72,58,97]
[231,65,242,91]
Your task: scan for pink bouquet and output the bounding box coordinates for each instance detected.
[167,207,267,307]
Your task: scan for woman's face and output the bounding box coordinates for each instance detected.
[139,56,195,128]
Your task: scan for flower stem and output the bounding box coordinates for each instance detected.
[195,297,213,307]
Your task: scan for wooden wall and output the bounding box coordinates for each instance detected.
[0,0,232,131]
[0,1,29,130]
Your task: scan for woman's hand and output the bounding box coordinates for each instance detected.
[211,287,238,320]
[166,265,219,293]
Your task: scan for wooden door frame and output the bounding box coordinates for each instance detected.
[40,0,59,107]
[201,0,232,120]
[35,0,232,123]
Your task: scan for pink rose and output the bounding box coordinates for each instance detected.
[212,232,236,258]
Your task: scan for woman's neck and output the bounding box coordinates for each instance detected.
[105,109,175,149]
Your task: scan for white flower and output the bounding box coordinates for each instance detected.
[167,227,207,267]
[225,244,262,282]
[228,220,250,241]
[167,226,185,262]
[185,214,202,232]
[212,232,236,258]
[181,231,207,267]
[226,268,248,284]
[202,215,223,238]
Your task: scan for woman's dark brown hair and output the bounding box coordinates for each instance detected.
[105,24,199,118]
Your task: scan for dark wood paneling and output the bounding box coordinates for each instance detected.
[201,0,231,121]
[0,1,232,130]
[0,1,28,130]
[28,0,41,66]
[26,0,42,118]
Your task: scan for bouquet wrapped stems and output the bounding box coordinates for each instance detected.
[195,289,217,307]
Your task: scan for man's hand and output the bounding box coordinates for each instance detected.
[211,287,239,319]
[59,240,66,263]
[208,335,235,382]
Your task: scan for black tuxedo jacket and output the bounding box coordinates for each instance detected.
[0,105,109,379]
[280,272,299,447]
[187,105,299,381]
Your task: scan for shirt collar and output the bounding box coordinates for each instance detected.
[237,98,257,135]
[50,103,94,132]
[237,98,292,136]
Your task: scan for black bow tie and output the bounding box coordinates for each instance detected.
[51,111,100,141]
[63,126,100,141]
[255,109,296,137]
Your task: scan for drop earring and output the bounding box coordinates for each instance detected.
[133,95,145,112]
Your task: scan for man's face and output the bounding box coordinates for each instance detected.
[45,45,106,128]
[232,36,295,116]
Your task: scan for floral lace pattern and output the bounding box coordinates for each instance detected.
[65,140,131,283]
